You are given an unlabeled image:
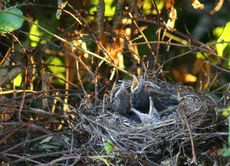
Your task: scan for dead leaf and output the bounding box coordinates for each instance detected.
[191,0,204,10]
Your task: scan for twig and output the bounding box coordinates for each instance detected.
[179,101,197,164]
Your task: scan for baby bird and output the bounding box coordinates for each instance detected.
[131,97,160,124]
[130,76,150,113]
[111,82,131,115]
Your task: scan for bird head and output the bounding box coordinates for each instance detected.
[130,75,149,113]
[111,82,131,115]
[114,82,127,97]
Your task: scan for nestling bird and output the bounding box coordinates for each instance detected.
[111,82,131,115]
[110,82,142,123]
[131,97,160,124]
[130,76,150,113]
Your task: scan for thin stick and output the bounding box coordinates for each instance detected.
[179,94,197,164]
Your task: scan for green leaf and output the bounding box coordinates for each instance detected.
[29,20,42,47]
[0,7,25,34]
[221,147,230,157]
[218,106,230,117]
[29,15,58,47]
[46,57,65,74]
[213,21,230,57]
[143,0,164,15]
[13,73,22,87]
[46,57,65,85]
[104,139,113,153]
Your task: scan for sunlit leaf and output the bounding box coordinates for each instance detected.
[213,27,223,37]
[13,73,22,87]
[219,106,230,118]
[104,0,115,17]
[46,57,65,85]
[196,52,206,59]
[143,0,152,15]
[0,7,25,34]
[47,57,65,73]
[143,0,164,15]
[29,20,42,47]
[213,21,230,57]
[185,73,197,83]
[90,0,115,16]
[191,0,204,10]
[72,39,89,58]
[53,73,65,85]
[29,16,57,47]
[104,139,113,153]
[166,6,177,30]
[172,66,197,83]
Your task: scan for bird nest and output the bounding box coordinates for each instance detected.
[73,79,223,165]
[0,79,226,165]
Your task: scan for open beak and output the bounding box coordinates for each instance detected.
[131,97,159,124]
[131,75,139,93]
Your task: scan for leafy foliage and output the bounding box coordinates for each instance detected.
[0,7,24,34]
[104,139,114,154]
[213,21,230,67]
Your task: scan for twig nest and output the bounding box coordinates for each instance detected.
[75,79,218,164]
